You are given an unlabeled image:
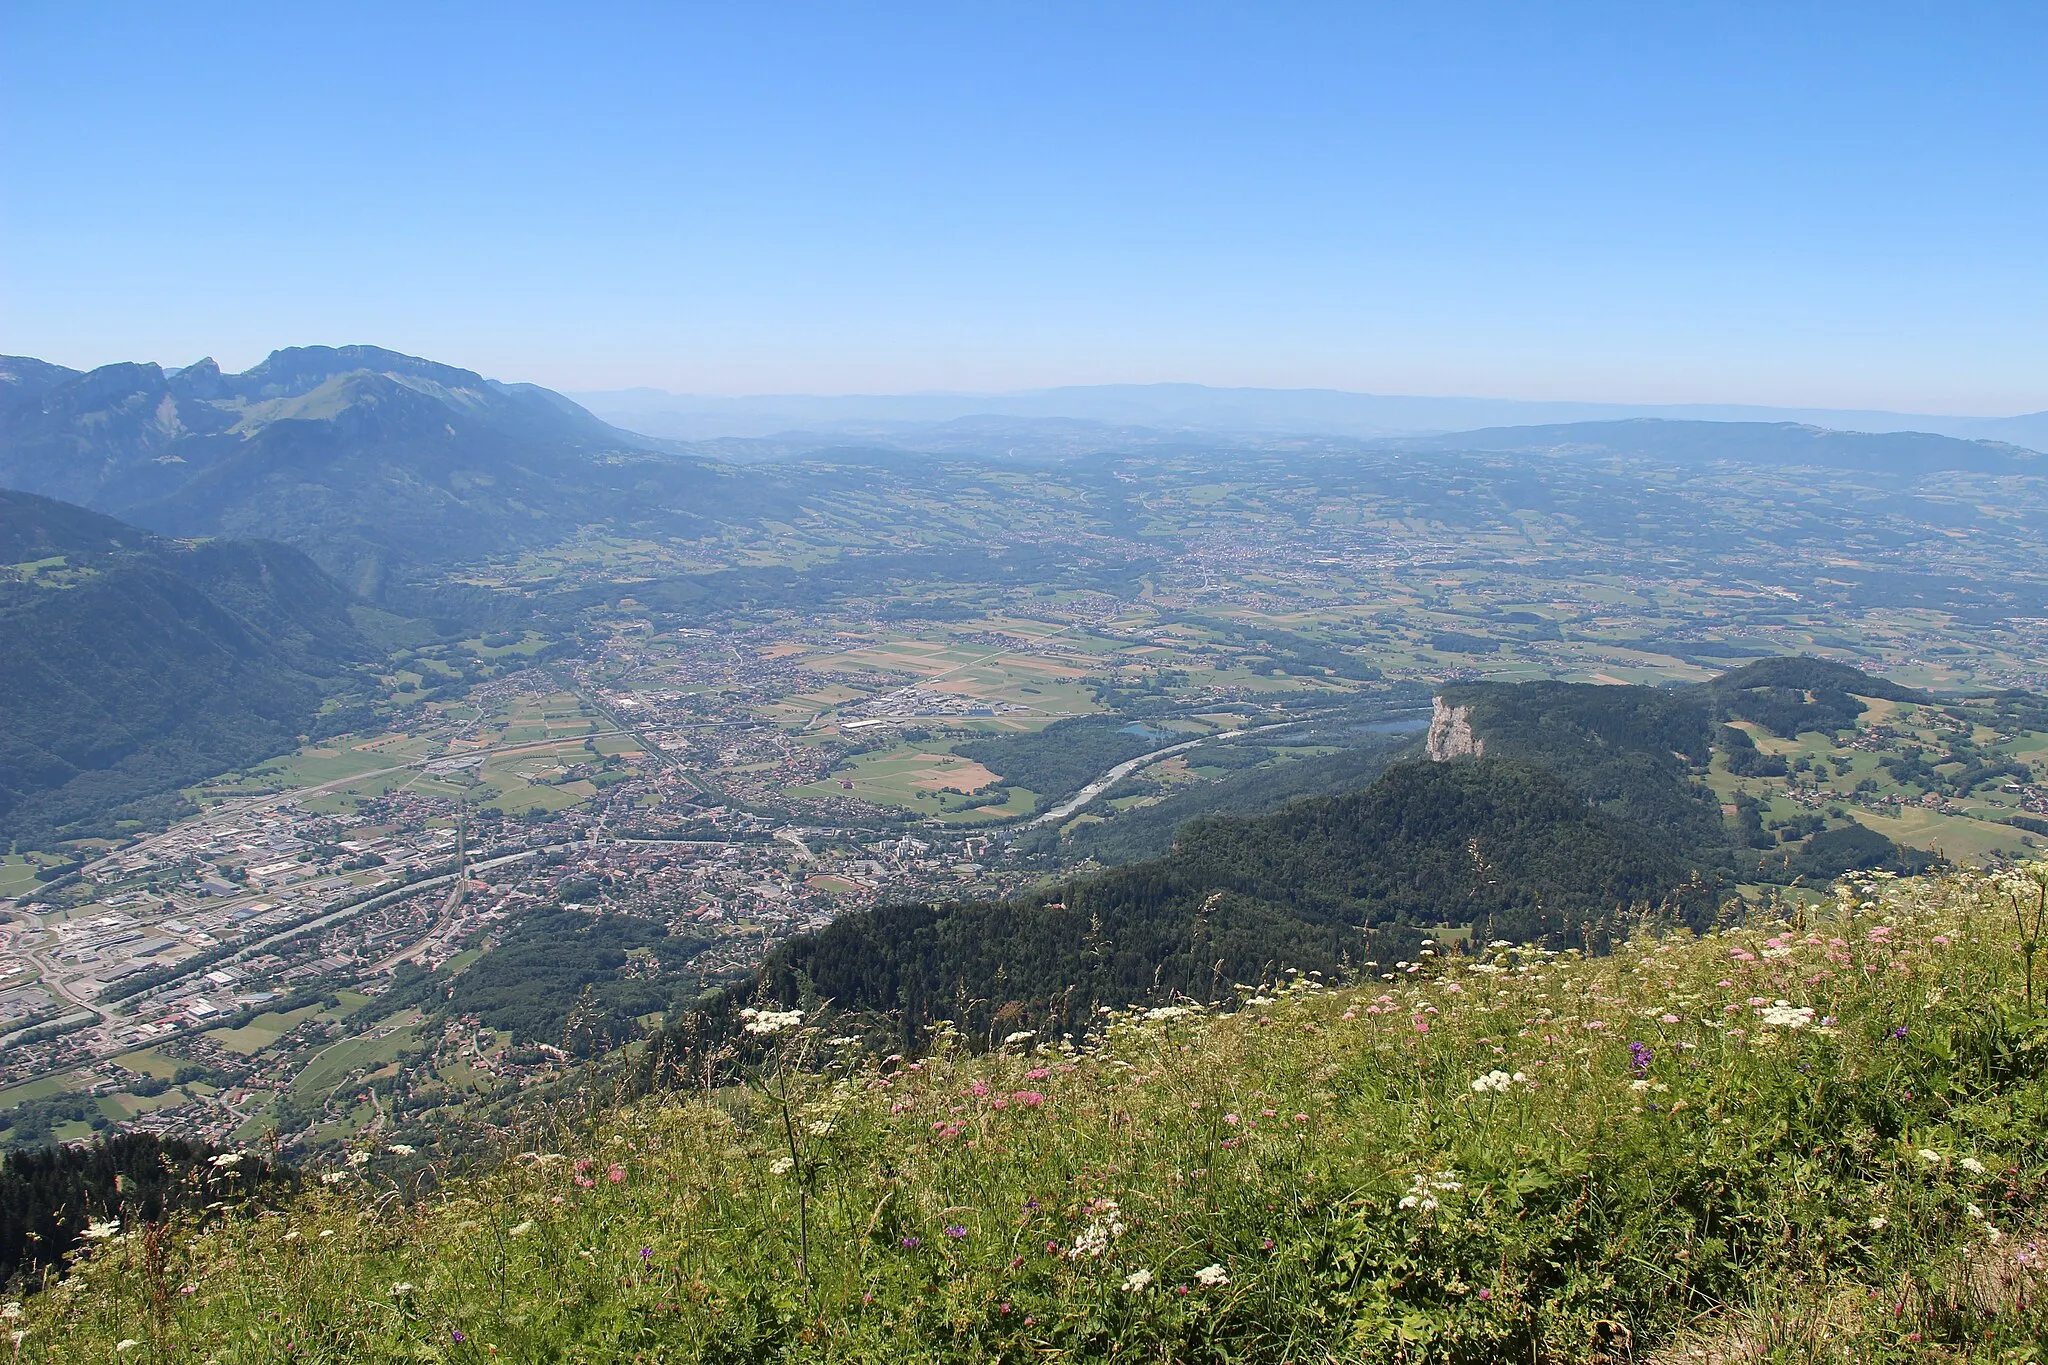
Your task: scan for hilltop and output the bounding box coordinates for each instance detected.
[11,864,2046,1360]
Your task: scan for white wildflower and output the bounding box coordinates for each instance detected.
[826,1036,861,1046]
[508,1221,535,1237]
[1399,1171,1460,1212]
[1869,1216,1888,1230]
[320,1171,348,1185]
[1960,1156,1987,1175]
[209,1152,244,1168]
[1143,1006,1194,1022]
[1003,1030,1035,1044]
[116,1341,140,1353]
[1194,1263,1229,1287]
[769,1157,796,1176]
[1918,1148,1942,1164]
[1470,1070,1513,1093]
[1067,1201,1125,1258]
[1121,1268,1154,1292]
[347,1150,371,1167]
[82,1220,120,1241]
[0,1303,19,1321]
[739,1007,803,1036]
[390,1282,417,1295]
[1967,1204,1984,1220]
[1757,1002,1814,1029]
[804,1120,834,1137]
[387,1144,416,1157]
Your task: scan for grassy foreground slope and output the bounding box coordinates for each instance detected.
[17,868,2048,1362]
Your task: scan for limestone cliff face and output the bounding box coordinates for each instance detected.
[1425,696,1483,761]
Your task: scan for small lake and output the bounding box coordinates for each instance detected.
[1356,716,1432,734]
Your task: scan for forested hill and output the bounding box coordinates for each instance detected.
[646,660,1958,1068]
[0,490,383,845]
[644,754,1699,1073]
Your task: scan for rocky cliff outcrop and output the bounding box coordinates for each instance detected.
[1425,696,1483,761]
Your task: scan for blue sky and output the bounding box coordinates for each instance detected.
[4,3,2044,411]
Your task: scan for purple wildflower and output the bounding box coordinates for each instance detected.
[901,1236,921,1249]
[451,1329,467,1343]
[1628,1041,1653,1074]
[639,1247,653,1260]
[945,1224,968,1239]
[1892,1025,1909,1040]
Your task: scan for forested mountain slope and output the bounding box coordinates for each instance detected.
[0,490,381,845]
[648,753,1698,1066]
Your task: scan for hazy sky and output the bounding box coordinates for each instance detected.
[5,4,2044,411]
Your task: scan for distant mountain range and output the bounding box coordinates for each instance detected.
[576,381,2048,451]
[3,347,2040,608]
[0,347,744,599]
[0,490,384,846]
[1378,418,2042,476]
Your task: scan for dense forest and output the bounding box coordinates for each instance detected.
[642,750,1707,1082]
[0,1134,292,1288]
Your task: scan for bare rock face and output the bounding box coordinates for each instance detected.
[1425,696,1483,761]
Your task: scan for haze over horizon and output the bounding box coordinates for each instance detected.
[5,4,2045,413]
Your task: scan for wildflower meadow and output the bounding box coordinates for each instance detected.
[12,866,2048,1362]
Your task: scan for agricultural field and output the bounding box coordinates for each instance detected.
[1705,691,2048,869]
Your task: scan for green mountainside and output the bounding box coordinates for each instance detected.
[0,348,748,598]
[0,490,383,844]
